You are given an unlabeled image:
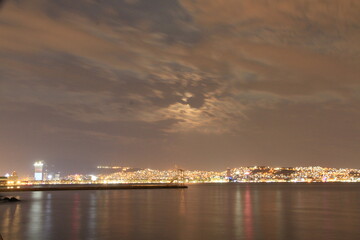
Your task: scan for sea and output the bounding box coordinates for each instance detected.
[1,183,360,240]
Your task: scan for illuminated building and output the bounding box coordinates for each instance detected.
[226,167,232,181]
[34,161,44,181]
[0,176,8,185]
[54,172,60,181]
[8,171,18,181]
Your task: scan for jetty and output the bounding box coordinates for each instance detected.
[0,184,187,192]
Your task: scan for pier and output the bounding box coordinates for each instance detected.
[0,184,187,192]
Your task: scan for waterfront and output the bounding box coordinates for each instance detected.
[0,184,187,192]
[1,183,360,240]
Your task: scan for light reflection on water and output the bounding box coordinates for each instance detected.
[27,192,43,239]
[1,183,360,240]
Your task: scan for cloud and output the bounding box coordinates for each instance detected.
[1,0,359,136]
[1,0,360,174]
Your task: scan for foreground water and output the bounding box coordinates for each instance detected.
[1,183,360,240]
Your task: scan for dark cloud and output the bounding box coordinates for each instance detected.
[13,0,200,44]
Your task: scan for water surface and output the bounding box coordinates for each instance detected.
[1,183,360,240]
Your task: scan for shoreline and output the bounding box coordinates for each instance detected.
[0,184,187,192]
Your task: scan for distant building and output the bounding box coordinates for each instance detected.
[34,161,44,181]
[0,176,8,185]
[226,167,233,181]
[54,172,61,181]
[43,170,48,181]
[8,171,18,181]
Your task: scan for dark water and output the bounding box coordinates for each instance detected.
[1,183,360,240]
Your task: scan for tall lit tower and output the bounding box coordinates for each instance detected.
[34,161,44,181]
[226,167,232,182]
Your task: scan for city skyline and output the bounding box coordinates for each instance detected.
[5,161,360,180]
[1,0,360,176]
[4,162,360,183]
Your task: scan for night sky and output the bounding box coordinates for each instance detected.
[0,0,359,176]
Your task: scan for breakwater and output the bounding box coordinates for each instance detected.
[0,184,187,192]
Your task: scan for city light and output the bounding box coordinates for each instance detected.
[34,161,44,181]
[2,165,360,186]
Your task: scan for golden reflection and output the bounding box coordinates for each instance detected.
[70,193,81,240]
[27,191,44,239]
[234,187,243,238]
[43,193,52,236]
[1,206,11,234]
[179,189,186,216]
[243,186,254,240]
[0,201,21,239]
[275,190,283,240]
[88,193,97,237]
